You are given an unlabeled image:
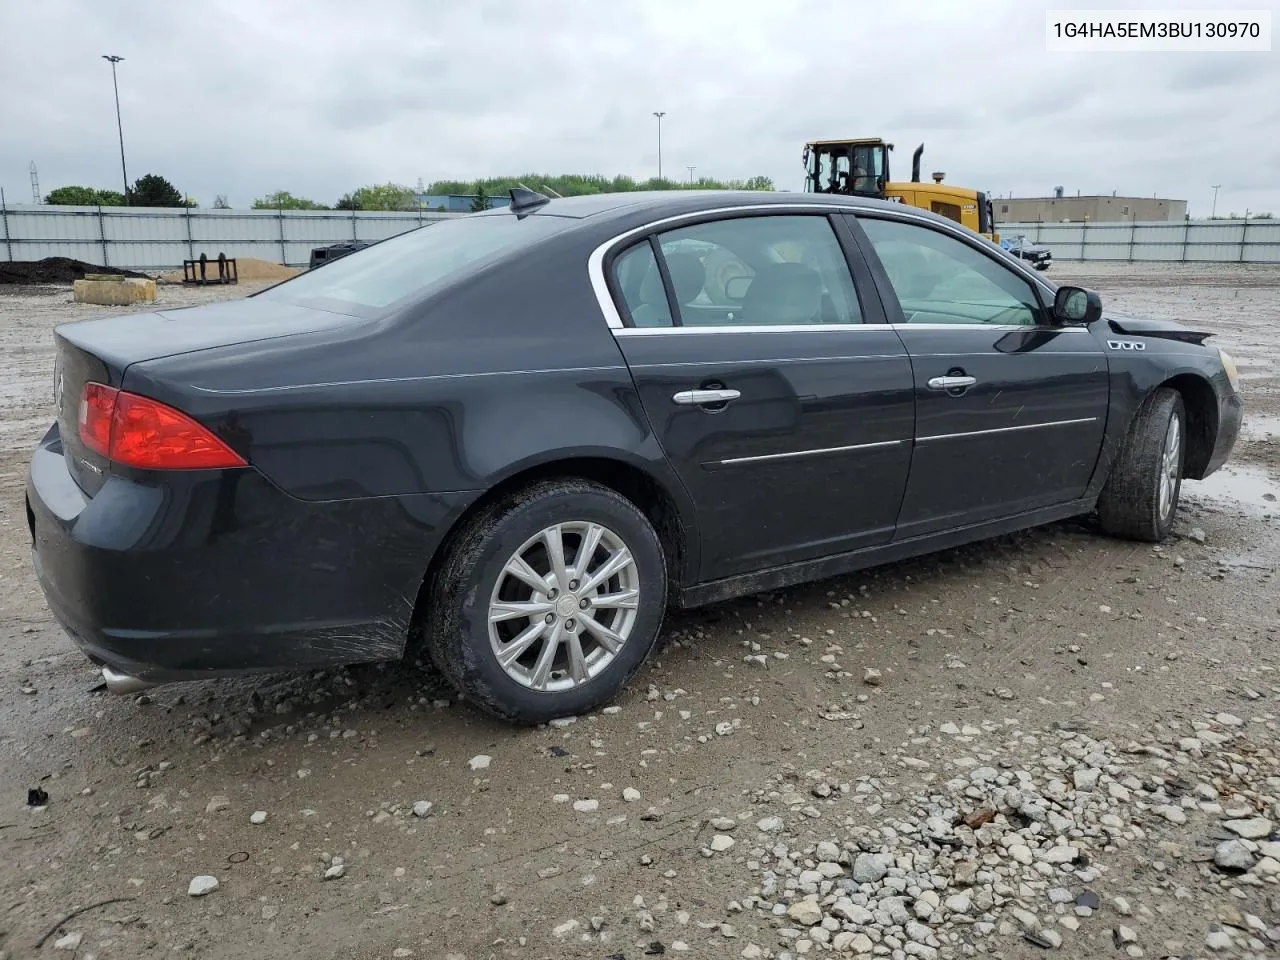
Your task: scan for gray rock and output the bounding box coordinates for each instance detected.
[1188,527,1207,544]
[944,892,972,914]
[1206,930,1234,951]
[250,810,268,825]
[757,816,783,832]
[1155,804,1187,825]
[831,899,875,925]
[1009,844,1034,865]
[1114,925,1138,945]
[787,900,823,925]
[1224,818,1273,840]
[188,875,219,896]
[815,840,840,862]
[852,852,891,883]
[53,933,83,951]
[1216,839,1256,871]
[572,798,599,813]
[412,800,433,818]
[710,834,736,852]
[323,863,345,880]
[1073,768,1100,791]
[1027,928,1063,948]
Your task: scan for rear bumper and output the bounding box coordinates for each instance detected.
[25,423,475,686]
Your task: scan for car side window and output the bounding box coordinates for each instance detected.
[612,241,673,328]
[651,215,863,327]
[858,217,1043,326]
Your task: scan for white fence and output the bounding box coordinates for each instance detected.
[993,218,1280,263]
[3,203,1278,269]
[0,203,463,271]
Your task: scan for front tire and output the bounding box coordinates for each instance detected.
[1096,387,1185,542]
[425,479,668,725]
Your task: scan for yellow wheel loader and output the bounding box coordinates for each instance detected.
[802,138,999,244]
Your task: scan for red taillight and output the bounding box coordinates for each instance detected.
[76,383,247,470]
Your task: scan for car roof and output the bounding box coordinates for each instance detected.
[481,189,903,223]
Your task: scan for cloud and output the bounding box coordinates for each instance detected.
[1,0,1277,216]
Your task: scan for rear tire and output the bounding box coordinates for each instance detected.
[1096,387,1185,542]
[425,479,668,725]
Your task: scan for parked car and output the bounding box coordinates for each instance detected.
[26,189,1243,724]
[1001,234,1053,269]
[308,240,371,270]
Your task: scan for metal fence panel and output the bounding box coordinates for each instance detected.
[1,204,460,269]
[4,205,1277,268]
[995,218,1278,263]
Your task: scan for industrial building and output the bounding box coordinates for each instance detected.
[995,188,1187,223]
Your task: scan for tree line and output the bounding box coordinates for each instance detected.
[42,173,777,211]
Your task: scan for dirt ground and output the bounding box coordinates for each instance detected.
[1,262,1278,960]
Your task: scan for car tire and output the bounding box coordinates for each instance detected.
[1096,387,1185,542]
[425,478,668,725]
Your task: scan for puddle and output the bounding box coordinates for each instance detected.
[1185,461,1280,515]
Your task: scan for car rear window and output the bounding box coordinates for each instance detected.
[257,212,573,316]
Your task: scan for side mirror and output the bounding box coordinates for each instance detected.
[1053,286,1102,325]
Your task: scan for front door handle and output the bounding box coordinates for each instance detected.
[673,388,742,406]
[927,375,977,391]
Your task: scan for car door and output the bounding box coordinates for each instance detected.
[844,212,1109,539]
[605,211,916,582]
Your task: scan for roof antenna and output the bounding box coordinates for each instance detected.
[539,184,564,198]
[509,183,552,212]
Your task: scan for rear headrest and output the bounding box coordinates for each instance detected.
[663,251,706,305]
[742,262,823,325]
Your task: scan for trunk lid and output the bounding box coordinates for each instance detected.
[52,297,357,495]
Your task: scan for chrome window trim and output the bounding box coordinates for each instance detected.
[586,201,1058,334]
[615,323,878,336]
[917,417,1099,443]
[887,323,1090,333]
[630,354,904,370]
[715,439,903,466]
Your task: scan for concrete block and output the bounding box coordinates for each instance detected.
[73,276,157,306]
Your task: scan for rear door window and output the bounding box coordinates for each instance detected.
[618,215,863,328]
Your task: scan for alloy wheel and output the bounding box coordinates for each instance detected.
[487,521,641,692]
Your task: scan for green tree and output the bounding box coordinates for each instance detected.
[333,183,417,211]
[470,184,490,212]
[424,173,776,199]
[252,191,327,210]
[213,195,231,209]
[129,174,186,207]
[44,186,125,205]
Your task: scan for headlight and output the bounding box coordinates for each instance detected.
[1218,348,1241,393]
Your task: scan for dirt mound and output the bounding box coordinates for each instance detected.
[0,257,150,285]
[158,258,301,284]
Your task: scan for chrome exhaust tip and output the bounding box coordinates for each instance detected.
[101,665,157,696]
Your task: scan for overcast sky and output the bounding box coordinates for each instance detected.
[2,0,1277,215]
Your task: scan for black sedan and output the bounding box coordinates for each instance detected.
[25,188,1243,724]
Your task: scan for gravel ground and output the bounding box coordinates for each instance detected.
[1,263,1278,960]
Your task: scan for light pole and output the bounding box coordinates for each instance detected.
[103,55,129,201]
[653,111,665,181]
[687,165,696,185]
[1210,184,1221,218]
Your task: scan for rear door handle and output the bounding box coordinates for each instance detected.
[673,388,741,406]
[927,375,977,391]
